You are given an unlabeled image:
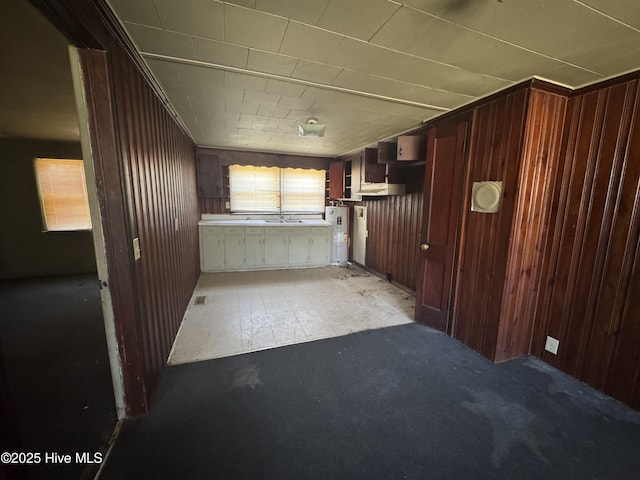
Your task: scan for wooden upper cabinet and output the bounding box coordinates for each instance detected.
[328,161,344,199]
[397,135,426,161]
[196,154,223,197]
[377,141,397,163]
[364,147,386,183]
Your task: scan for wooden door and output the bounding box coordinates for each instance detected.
[415,121,467,332]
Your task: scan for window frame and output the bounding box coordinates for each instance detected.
[34,157,92,232]
[228,164,326,214]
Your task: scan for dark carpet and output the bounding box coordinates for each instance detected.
[0,275,116,480]
[101,323,640,480]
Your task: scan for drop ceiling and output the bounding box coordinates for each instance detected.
[3,1,640,157]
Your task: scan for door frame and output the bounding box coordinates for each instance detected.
[415,118,470,334]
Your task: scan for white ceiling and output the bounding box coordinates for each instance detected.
[106,0,640,156]
[3,1,640,156]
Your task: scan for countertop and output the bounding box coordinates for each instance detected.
[198,219,331,227]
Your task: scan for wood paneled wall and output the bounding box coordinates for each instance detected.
[452,88,529,359]
[363,192,423,292]
[110,46,200,399]
[35,0,201,414]
[531,79,640,409]
[496,89,568,361]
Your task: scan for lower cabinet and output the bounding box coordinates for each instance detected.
[310,227,331,265]
[264,231,287,266]
[223,227,245,268]
[200,226,224,271]
[288,228,312,266]
[199,224,331,272]
[244,227,265,267]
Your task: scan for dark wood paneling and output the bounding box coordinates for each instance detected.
[362,192,424,292]
[78,48,148,415]
[532,79,640,408]
[110,46,200,401]
[452,88,529,359]
[495,89,567,361]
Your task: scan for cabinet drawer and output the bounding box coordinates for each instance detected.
[265,227,286,236]
[223,227,244,235]
[200,226,224,235]
[311,226,331,235]
[245,227,264,235]
[285,227,312,236]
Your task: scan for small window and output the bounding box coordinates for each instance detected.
[229,165,281,213]
[229,165,325,214]
[34,158,92,231]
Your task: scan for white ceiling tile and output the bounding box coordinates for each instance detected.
[175,63,225,86]
[125,23,195,59]
[265,79,307,97]
[107,0,161,26]
[224,0,256,10]
[331,69,472,108]
[254,0,330,25]
[247,50,298,76]
[193,37,248,68]
[224,71,268,91]
[330,38,386,72]
[211,111,241,121]
[145,58,181,83]
[206,85,245,102]
[402,0,639,79]
[224,4,288,52]
[153,0,224,40]
[279,22,344,64]
[243,90,281,107]
[290,61,342,84]
[226,118,254,129]
[580,0,640,29]
[257,105,291,118]
[226,101,259,115]
[277,96,315,111]
[317,0,400,41]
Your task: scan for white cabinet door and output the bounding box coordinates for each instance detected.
[200,226,224,271]
[310,227,331,266]
[244,235,264,267]
[223,227,245,268]
[264,234,287,266]
[288,236,311,266]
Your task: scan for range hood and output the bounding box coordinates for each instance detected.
[356,183,406,196]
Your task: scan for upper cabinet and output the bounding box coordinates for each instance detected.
[397,135,426,162]
[378,136,426,163]
[196,154,223,197]
[328,161,344,200]
[363,147,386,183]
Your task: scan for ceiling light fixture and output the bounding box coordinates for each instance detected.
[298,118,326,137]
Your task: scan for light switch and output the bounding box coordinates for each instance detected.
[133,237,141,261]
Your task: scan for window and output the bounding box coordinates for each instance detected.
[281,168,325,212]
[34,158,92,231]
[229,165,325,213]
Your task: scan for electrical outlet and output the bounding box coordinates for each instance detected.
[545,336,559,355]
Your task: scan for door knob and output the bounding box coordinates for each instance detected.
[420,243,430,251]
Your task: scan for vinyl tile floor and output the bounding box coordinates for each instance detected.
[168,265,415,365]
